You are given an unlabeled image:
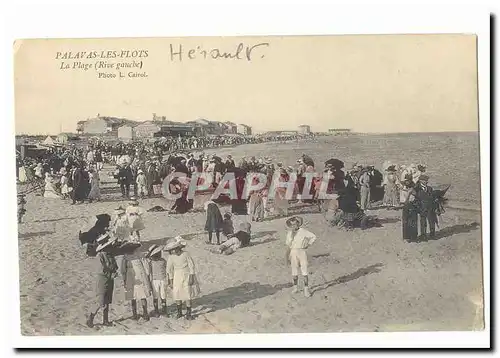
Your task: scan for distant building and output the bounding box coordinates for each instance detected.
[298,125,311,135]
[187,118,224,136]
[328,128,352,135]
[78,116,139,135]
[223,121,238,134]
[134,121,162,139]
[237,124,252,136]
[117,125,135,142]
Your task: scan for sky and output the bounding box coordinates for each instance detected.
[14,35,478,135]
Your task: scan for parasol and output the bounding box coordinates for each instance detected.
[325,158,344,169]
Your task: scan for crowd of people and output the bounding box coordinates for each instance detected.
[17,133,449,328]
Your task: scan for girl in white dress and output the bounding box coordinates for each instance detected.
[125,198,146,242]
[60,171,71,199]
[165,237,200,320]
[43,173,61,199]
[111,207,132,242]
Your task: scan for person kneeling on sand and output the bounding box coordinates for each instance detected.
[86,233,119,328]
[217,222,252,255]
[145,244,169,317]
[165,236,200,320]
[285,216,317,298]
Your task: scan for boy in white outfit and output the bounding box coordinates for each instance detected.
[285,216,317,298]
[136,169,148,198]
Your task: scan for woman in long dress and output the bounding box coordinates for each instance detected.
[248,191,265,222]
[165,237,200,320]
[87,169,101,202]
[273,168,290,217]
[204,200,224,245]
[383,167,400,209]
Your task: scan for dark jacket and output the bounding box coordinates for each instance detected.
[414,184,436,215]
[117,166,133,184]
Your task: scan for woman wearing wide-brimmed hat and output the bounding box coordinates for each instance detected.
[165,236,200,320]
[284,216,318,298]
[382,165,400,210]
[120,243,153,322]
[272,167,291,217]
[86,233,119,328]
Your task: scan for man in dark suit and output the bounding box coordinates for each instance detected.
[414,175,437,238]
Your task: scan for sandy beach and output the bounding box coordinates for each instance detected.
[17,134,483,335]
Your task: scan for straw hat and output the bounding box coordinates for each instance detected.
[146,244,163,258]
[127,196,138,204]
[114,206,126,215]
[137,169,144,174]
[96,235,118,252]
[285,216,304,229]
[164,236,187,252]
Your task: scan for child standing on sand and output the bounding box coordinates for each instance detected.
[136,169,148,198]
[284,216,318,298]
[86,233,119,328]
[60,169,71,199]
[145,244,169,317]
[126,198,146,242]
[165,236,200,320]
[111,206,132,242]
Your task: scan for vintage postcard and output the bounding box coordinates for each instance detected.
[14,34,484,341]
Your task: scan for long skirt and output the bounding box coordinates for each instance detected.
[124,259,152,300]
[402,204,418,241]
[96,275,114,306]
[88,182,101,200]
[273,192,289,215]
[248,193,265,221]
[383,183,399,207]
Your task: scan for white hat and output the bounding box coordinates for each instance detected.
[164,236,186,252]
[146,244,163,257]
[114,206,126,215]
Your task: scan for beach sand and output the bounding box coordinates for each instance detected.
[17,134,484,335]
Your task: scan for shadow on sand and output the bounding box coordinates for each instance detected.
[251,230,277,240]
[34,216,86,223]
[418,222,480,242]
[376,217,401,225]
[194,282,292,314]
[312,263,384,294]
[18,231,55,239]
